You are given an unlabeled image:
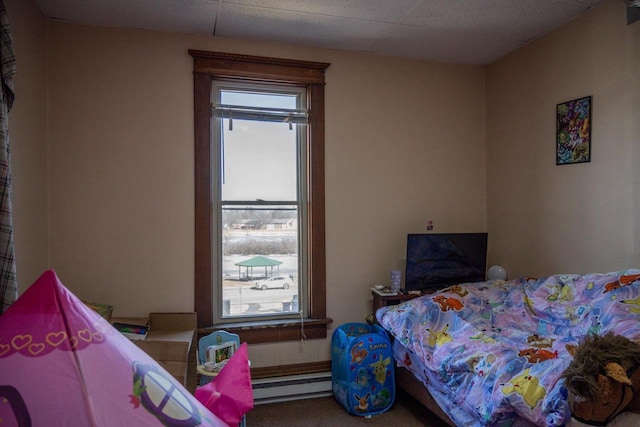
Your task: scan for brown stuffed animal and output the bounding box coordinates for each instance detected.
[563,332,640,425]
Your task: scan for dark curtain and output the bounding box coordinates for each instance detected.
[0,0,16,314]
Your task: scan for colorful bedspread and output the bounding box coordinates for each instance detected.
[376,270,640,427]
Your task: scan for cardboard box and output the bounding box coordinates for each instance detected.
[121,313,196,386]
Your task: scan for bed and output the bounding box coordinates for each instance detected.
[375,270,640,426]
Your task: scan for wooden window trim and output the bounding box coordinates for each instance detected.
[190,50,331,342]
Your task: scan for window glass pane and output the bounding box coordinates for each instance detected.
[221,205,299,317]
[221,90,297,110]
[221,118,298,201]
[219,88,302,202]
[214,83,306,322]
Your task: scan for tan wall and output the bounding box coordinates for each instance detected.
[9,0,638,369]
[486,0,640,277]
[5,0,48,291]
[39,23,485,365]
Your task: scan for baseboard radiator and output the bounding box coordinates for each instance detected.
[252,371,333,405]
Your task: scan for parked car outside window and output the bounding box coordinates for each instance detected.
[252,276,292,290]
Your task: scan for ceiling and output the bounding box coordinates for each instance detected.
[33,0,609,65]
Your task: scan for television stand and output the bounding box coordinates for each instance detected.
[372,289,420,313]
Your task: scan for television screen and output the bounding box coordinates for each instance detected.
[405,233,488,293]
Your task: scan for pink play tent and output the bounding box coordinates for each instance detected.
[0,270,227,426]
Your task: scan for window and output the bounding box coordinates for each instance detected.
[215,82,305,320]
[190,50,331,343]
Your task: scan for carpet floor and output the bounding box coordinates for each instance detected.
[245,390,451,427]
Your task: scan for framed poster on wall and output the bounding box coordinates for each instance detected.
[556,96,592,165]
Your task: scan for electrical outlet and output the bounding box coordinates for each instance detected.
[427,220,434,231]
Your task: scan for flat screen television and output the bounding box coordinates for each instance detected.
[405,233,488,293]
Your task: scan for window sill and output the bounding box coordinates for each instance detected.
[199,317,333,344]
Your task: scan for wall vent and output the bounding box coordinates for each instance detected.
[252,371,332,405]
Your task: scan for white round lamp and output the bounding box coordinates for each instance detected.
[487,265,507,281]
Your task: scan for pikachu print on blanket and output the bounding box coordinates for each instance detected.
[502,368,547,409]
[426,324,453,347]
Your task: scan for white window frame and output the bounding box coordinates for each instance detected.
[212,80,308,323]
